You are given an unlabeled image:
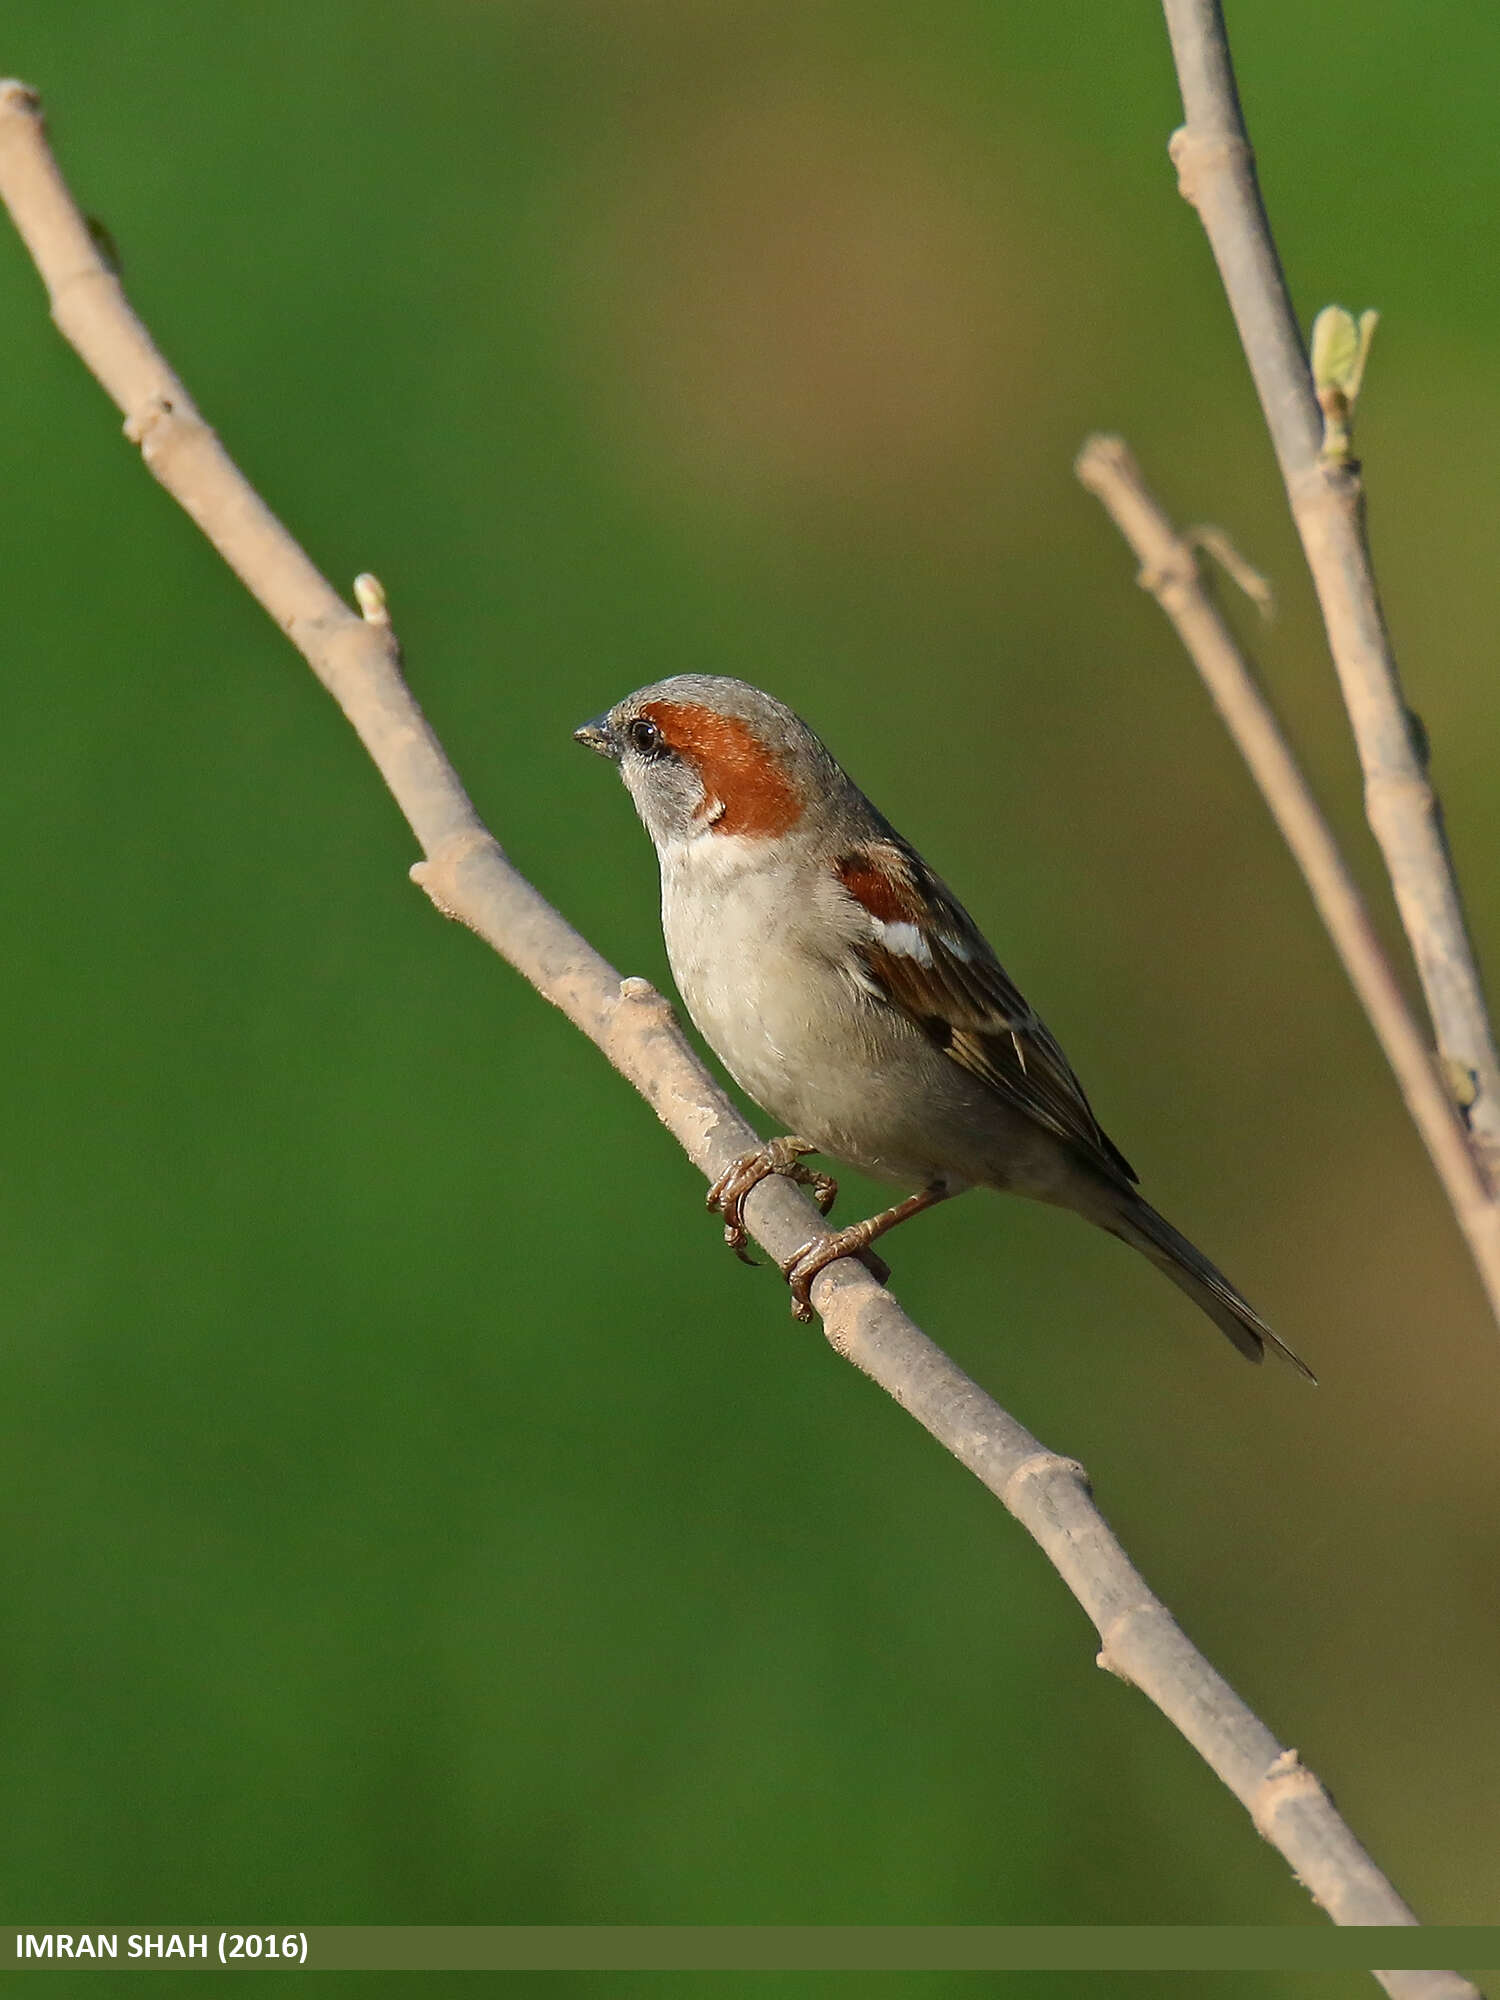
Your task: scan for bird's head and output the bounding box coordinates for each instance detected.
[574,674,845,853]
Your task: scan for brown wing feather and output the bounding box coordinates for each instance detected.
[837,840,1136,1186]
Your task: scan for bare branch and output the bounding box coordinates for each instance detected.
[1076,435,1500,1328]
[1160,0,1500,1184]
[0,79,1478,1989]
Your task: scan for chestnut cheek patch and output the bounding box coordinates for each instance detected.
[638,702,802,838]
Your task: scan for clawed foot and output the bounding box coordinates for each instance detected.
[780,1229,892,1321]
[708,1148,937,1321]
[706,1137,837,1264]
[778,1185,950,1318]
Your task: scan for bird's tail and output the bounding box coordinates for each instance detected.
[1109,1195,1316,1382]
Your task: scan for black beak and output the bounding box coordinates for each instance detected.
[573,714,621,761]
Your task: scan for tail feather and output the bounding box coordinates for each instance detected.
[1111,1196,1317,1383]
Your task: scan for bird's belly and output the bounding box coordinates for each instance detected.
[662,868,990,1191]
[667,909,835,1125]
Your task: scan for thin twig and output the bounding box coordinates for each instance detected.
[1076,434,1500,1327]
[1159,0,1500,1186]
[0,81,1478,1994]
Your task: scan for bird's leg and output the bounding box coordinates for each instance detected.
[706,1135,838,1265]
[781,1184,952,1322]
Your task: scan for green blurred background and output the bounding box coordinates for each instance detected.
[2,0,1497,1992]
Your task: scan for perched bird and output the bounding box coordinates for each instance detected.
[575,674,1313,1378]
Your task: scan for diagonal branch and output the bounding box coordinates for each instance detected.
[1160,0,1500,1185]
[1075,435,1500,1328]
[0,79,1479,1997]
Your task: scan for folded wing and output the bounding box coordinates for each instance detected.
[834,840,1136,1186]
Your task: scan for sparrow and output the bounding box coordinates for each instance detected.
[575,674,1313,1379]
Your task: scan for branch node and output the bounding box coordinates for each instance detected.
[122,391,213,475]
[1167,124,1252,203]
[354,572,390,626]
[1250,1746,1330,1840]
[616,974,674,1025]
[1135,553,1194,598]
[1441,1055,1479,1115]
[1364,766,1437,833]
[408,859,456,922]
[1096,1597,1174,1686]
[0,78,42,119]
[122,394,175,448]
[1000,1449,1089,1513]
[410,828,502,926]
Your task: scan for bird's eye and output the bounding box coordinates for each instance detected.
[626,716,664,756]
